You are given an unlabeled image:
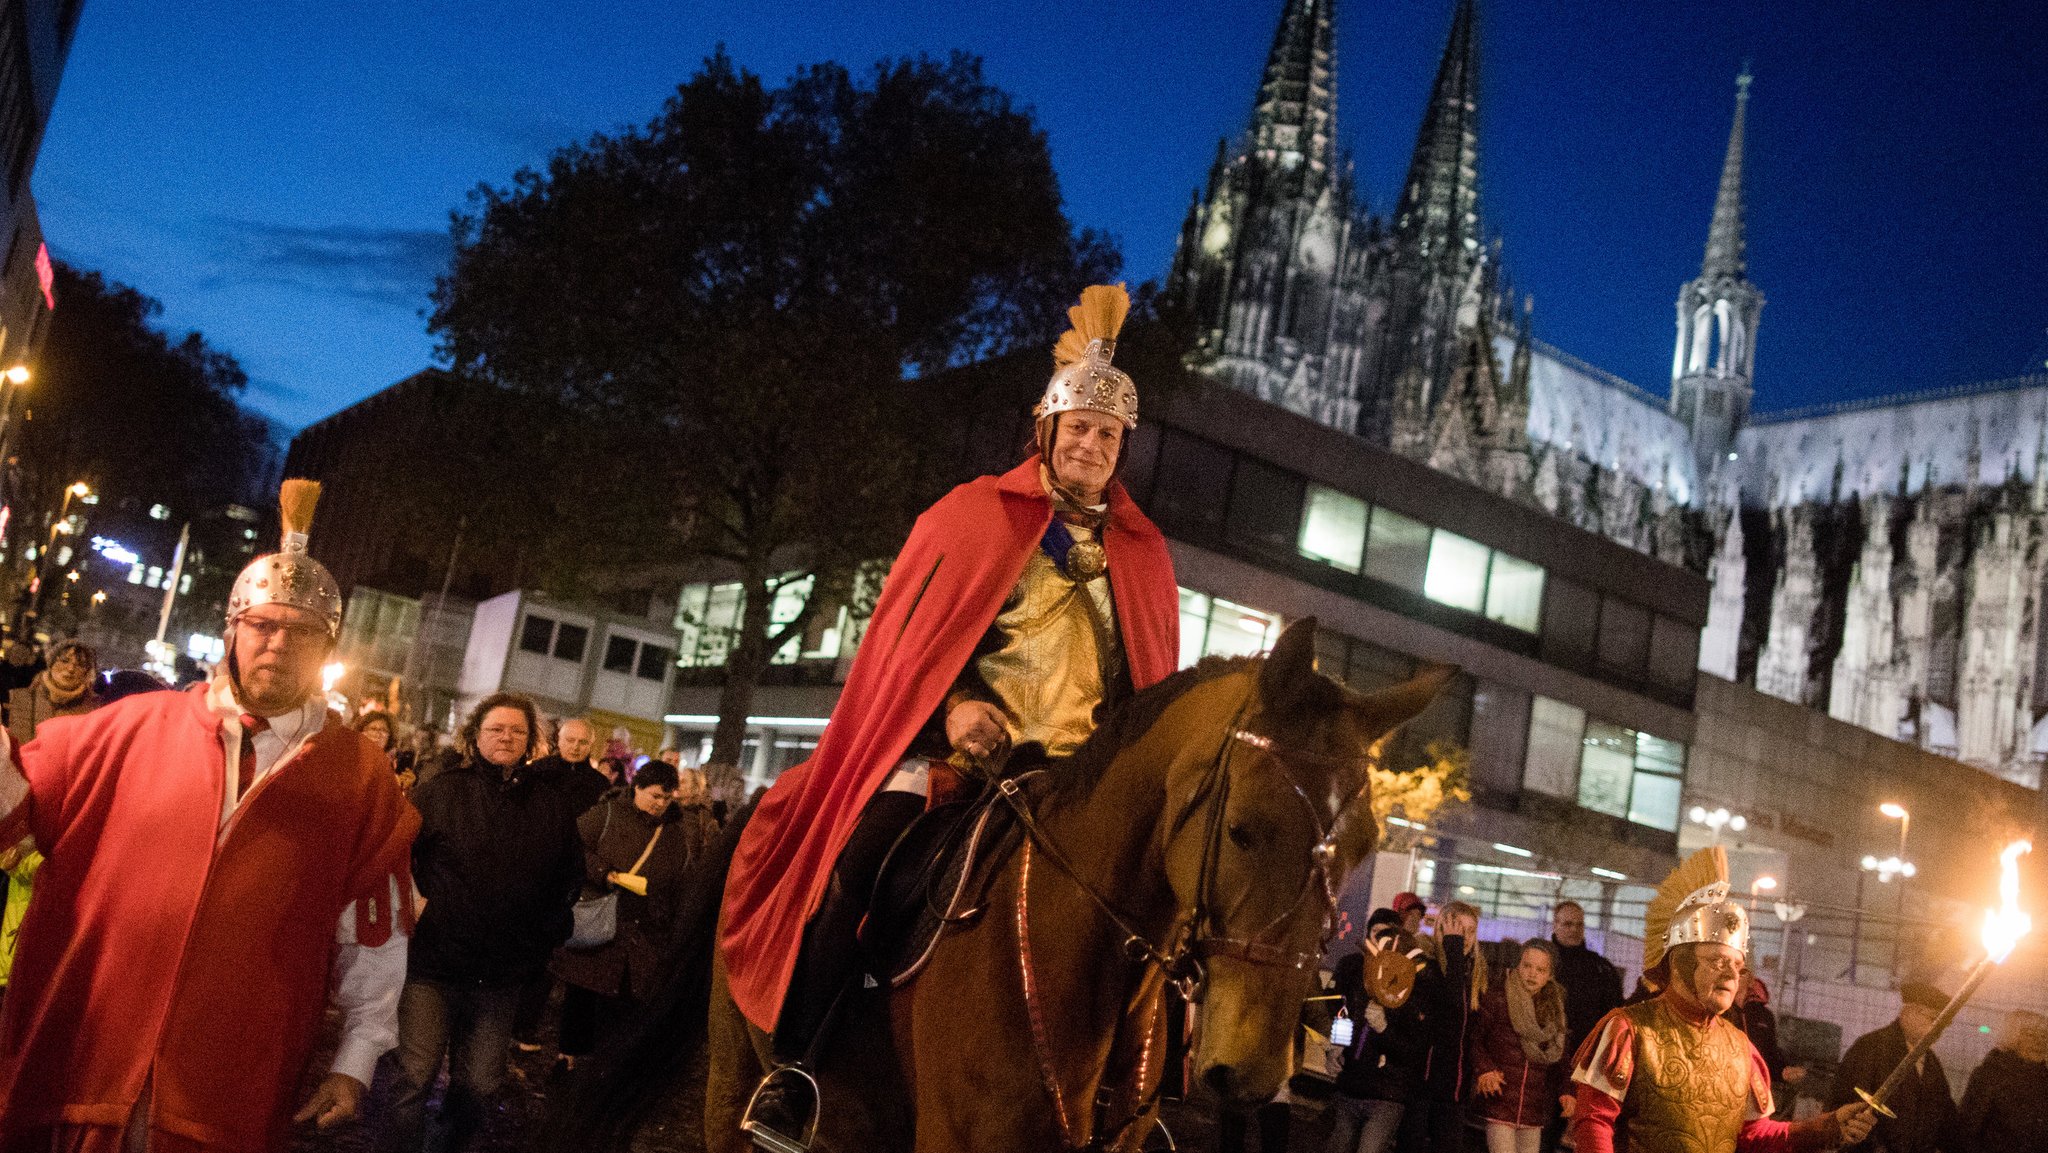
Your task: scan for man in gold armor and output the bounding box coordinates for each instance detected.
[1568,848,1875,1153]
[733,285,1182,1150]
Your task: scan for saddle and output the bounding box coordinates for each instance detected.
[858,772,1028,987]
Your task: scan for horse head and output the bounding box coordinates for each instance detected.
[1164,617,1451,1106]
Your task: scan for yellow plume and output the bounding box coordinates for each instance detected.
[1643,845,1729,972]
[1052,283,1131,367]
[279,478,322,540]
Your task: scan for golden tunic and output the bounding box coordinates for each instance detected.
[969,523,1122,759]
[1617,997,1763,1153]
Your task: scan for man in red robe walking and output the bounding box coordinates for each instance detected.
[0,481,418,1153]
[726,284,1182,1149]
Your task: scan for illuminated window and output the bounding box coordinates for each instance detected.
[1423,530,1488,612]
[1177,588,1212,669]
[1363,506,1430,592]
[127,564,143,585]
[145,566,163,589]
[1577,721,1635,819]
[1297,485,1367,573]
[1176,587,1282,666]
[179,573,192,594]
[1522,696,1585,798]
[1629,733,1686,831]
[1484,552,1544,633]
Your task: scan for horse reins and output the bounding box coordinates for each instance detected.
[995,684,1374,1151]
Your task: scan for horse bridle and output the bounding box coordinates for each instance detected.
[993,684,1374,1149]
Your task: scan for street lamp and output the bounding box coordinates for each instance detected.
[1688,805,1750,844]
[1749,875,1779,908]
[4,366,28,386]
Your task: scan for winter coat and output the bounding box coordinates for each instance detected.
[408,756,584,987]
[1957,1046,2048,1151]
[552,793,715,1000]
[1468,984,1567,1128]
[1417,935,1477,1100]
[1331,940,1432,1103]
[1552,938,1623,1057]
[529,753,614,816]
[1828,1020,1957,1153]
[7,676,98,746]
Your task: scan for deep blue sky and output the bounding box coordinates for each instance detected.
[33,0,2048,430]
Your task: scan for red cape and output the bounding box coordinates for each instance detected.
[720,457,1180,1030]
[0,686,417,1153]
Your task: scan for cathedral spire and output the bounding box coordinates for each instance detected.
[1248,0,1339,199]
[1701,68,1751,281]
[1670,66,1766,481]
[1393,0,1482,277]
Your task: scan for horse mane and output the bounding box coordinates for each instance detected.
[1039,654,1256,802]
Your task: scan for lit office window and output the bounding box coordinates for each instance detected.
[1298,485,1367,573]
[676,582,745,667]
[1363,506,1431,591]
[1205,598,1282,659]
[1522,696,1585,799]
[1423,530,1489,613]
[1484,552,1545,633]
[1629,733,1686,831]
[1177,588,1212,669]
[1576,721,1635,819]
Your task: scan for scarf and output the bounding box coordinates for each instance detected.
[38,671,89,709]
[1506,978,1567,1066]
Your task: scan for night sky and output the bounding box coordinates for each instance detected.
[32,0,2048,431]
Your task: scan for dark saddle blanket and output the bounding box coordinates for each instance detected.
[858,776,1026,987]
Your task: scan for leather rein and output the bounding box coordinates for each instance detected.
[994,687,1372,1150]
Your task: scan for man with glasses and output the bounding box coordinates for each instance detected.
[1568,848,1874,1152]
[383,691,582,1153]
[0,480,419,1153]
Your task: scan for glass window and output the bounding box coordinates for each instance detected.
[1648,615,1701,693]
[679,582,745,668]
[603,635,637,673]
[1224,457,1305,557]
[636,644,673,681]
[518,614,554,655]
[1149,431,1233,536]
[1596,598,1652,674]
[1424,529,1490,613]
[1523,696,1585,799]
[1298,485,1368,573]
[1628,769,1683,831]
[1202,597,1283,659]
[1177,588,1212,669]
[1577,721,1635,819]
[1363,506,1431,592]
[1540,577,1599,666]
[552,622,588,663]
[1484,552,1545,633]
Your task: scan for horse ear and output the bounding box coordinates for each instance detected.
[1258,617,1320,710]
[1350,663,1457,743]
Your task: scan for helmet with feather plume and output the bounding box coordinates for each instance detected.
[1035,283,1137,431]
[1643,845,1750,973]
[226,479,343,637]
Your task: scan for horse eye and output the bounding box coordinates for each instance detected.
[1227,822,1255,849]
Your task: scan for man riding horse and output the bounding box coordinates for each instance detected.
[722,284,1182,1150]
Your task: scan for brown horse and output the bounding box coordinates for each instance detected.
[691,618,1449,1152]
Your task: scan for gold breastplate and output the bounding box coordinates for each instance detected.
[973,525,1122,759]
[1620,998,1755,1153]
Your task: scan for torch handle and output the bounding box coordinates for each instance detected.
[1863,957,1995,1111]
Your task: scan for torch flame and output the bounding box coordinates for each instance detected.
[1981,840,2033,963]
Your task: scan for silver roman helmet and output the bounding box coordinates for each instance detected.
[1035,283,1138,431]
[1644,845,1751,972]
[226,478,343,637]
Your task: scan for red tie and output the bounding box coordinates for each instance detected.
[237,714,270,800]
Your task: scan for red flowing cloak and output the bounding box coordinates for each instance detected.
[0,686,418,1153]
[720,456,1180,1031]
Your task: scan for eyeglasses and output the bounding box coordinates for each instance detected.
[1695,955,1746,976]
[480,725,530,739]
[240,618,330,646]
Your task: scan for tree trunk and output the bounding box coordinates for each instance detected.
[709,561,777,781]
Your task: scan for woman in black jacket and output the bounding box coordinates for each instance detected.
[1958,1009,2048,1150]
[551,760,716,1068]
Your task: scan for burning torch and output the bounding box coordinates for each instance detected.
[1855,839,2033,1118]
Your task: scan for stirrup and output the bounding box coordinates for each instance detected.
[740,1063,821,1153]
